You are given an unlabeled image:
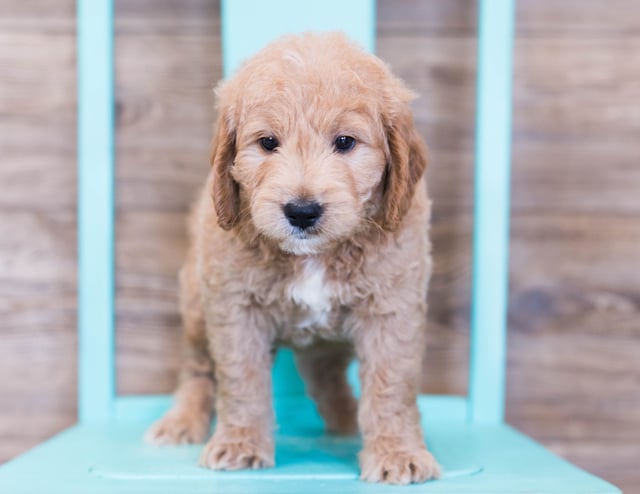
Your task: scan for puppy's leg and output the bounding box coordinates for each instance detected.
[199,306,275,470]
[295,342,358,435]
[145,259,216,445]
[355,311,440,485]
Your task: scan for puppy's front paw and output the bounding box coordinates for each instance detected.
[199,429,274,470]
[360,443,440,484]
[145,409,211,446]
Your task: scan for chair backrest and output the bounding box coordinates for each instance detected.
[76,0,514,427]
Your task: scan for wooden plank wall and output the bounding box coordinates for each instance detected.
[1,1,638,491]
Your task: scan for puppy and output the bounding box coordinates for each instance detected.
[146,32,439,485]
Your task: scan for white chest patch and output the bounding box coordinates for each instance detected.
[287,260,333,329]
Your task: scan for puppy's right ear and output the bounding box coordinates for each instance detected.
[210,101,239,231]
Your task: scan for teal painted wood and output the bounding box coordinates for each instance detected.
[77,0,116,424]
[0,420,621,493]
[468,0,515,425]
[221,0,376,79]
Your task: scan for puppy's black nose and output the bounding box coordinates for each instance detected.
[284,201,323,230]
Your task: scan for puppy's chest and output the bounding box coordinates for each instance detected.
[279,261,344,345]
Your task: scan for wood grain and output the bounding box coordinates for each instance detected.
[0,2,79,466]
[1,1,638,492]
[0,211,77,464]
[377,0,640,36]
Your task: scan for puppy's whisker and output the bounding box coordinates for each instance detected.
[362,217,386,235]
[235,218,262,244]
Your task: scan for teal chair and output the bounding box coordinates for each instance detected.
[0,1,622,492]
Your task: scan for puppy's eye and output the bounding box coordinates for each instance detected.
[334,135,356,153]
[259,136,279,152]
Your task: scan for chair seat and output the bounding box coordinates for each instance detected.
[0,399,619,494]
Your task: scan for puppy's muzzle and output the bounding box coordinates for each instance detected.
[283,200,323,230]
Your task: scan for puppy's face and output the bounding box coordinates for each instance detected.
[212,34,427,255]
[232,91,386,255]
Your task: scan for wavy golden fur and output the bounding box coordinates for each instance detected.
[146,32,439,485]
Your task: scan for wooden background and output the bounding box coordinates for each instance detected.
[1,0,638,491]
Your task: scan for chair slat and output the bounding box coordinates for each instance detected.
[77,0,116,423]
[469,0,516,424]
[221,0,376,77]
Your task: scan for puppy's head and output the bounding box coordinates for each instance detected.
[211,33,427,255]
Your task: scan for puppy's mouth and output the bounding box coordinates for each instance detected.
[279,225,329,255]
[280,221,326,255]
[290,225,320,239]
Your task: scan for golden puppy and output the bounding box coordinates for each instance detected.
[146,32,439,485]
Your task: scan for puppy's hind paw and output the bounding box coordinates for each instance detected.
[145,409,211,446]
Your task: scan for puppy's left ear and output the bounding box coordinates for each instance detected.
[379,99,428,231]
[210,102,240,231]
